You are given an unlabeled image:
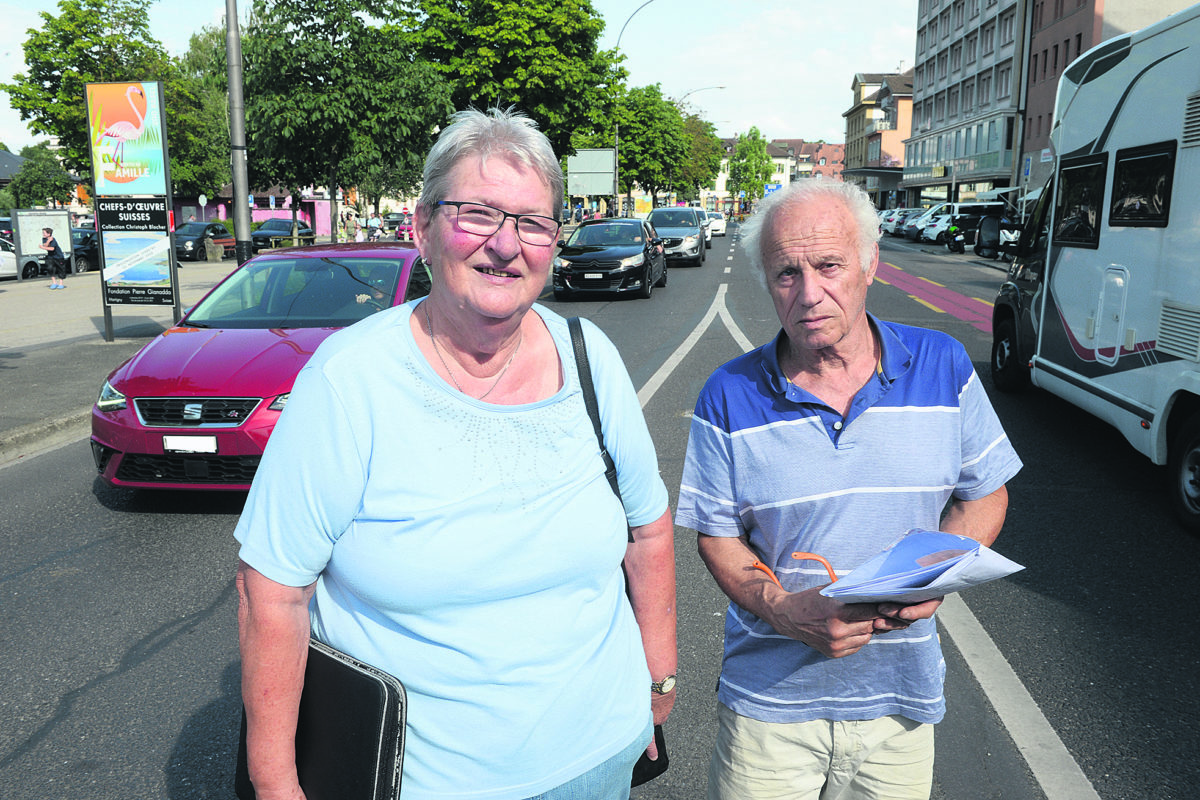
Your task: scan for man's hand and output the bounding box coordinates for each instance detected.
[874,597,943,632]
[763,587,881,658]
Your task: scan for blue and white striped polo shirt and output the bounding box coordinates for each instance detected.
[676,316,1022,724]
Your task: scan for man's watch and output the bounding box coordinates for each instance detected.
[650,674,677,694]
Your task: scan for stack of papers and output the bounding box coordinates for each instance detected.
[818,530,1024,604]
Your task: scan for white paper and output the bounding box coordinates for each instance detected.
[818,529,1024,604]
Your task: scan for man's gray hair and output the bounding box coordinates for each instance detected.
[417,106,564,221]
[740,178,881,280]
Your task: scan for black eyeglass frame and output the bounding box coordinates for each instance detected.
[435,200,561,245]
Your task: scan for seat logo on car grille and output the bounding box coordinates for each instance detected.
[182,403,204,421]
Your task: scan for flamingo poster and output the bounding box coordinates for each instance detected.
[85,81,168,197]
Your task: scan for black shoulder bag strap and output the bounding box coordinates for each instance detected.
[569,316,670,787]
[569,316,632,544]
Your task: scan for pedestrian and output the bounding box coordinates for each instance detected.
[676,178,1022,800]
[39,227,67,289]
[235,106,676,800]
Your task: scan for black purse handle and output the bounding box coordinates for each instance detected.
[569,317,633,544]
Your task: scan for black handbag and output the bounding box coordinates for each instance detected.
[569,316,669,788]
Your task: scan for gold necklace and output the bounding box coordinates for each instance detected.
[423,301,522,400]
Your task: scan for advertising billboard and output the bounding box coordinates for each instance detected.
[85,81,168,197]
[96,198,175,306]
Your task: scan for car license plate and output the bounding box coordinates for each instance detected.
[584,273,603,280]
[163,435,218,454]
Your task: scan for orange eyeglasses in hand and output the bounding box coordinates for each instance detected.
[751,551,838,588]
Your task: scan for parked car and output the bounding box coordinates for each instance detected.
[251,218,316,252]
[645,207,706,267]
[90,242,431,490]
[70,227,99,273]
[0,235,43,280]
[880,208,919,236]
[919,214,954,244]
[552,218,666,301]
[384,211,414,241]
[707,210,727,236]
[175,221,235,261]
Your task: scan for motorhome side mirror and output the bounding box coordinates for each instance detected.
[977,216,1001,249]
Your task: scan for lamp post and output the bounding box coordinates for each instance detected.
[612,0,660,216]
[675,85,726,108]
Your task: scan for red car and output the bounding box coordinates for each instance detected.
[90,242,431,490]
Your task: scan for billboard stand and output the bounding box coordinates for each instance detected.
[85,80,181,342]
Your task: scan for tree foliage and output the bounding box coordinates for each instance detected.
[409,0,619,156]
[727,127,775,208]
[9,143,77,208]
[167,26,231,198]
[2,0,172,181]
[615,85,687,204]
[244,0,453,230]
[672,114,724,202]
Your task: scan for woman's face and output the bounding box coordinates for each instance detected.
[415,154,556,325]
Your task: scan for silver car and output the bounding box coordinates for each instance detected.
[646,207,706,267]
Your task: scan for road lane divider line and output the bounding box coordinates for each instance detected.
[636,280,1098,800]
[940,595,1102,800]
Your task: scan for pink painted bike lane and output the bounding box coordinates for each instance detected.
[875,261,994,334]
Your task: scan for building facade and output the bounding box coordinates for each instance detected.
[903,0,1029,207]
[842,71,913,208]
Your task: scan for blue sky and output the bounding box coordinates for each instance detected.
[1,0,918,153]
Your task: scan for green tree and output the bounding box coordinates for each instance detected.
[167,25,231,199]
[672,114,724,202]
[0,188,16,214]
[2,0,172,181]
[614,85,687,207]
[409,0,620,156]
[8,143,77,207]
[244,0,453,241]
[727,127,775,211]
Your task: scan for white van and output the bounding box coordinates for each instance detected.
[984,3,1200,529]
[905,201,1004,241]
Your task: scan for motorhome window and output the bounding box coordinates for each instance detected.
[1110,141,1175,227]
[1053,154,1107,248]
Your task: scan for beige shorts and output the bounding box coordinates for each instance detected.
[708,703,935,800]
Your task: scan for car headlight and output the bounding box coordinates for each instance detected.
[684,235,699,246]
[268,394,289,411]
[96,380,126,412]
[184,241,193,250]
[619,253,645,267]
[553,256,571,268]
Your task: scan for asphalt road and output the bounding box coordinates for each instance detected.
[2,230,1198,798]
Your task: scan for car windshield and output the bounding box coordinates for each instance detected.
[649,210,698,228]
[261,219,293,231]
[568,224,644,247]
[183,256,407,329]
[177,222,209,236]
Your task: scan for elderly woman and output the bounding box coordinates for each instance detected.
[235,107,676,800]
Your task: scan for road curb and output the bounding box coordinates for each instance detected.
[0,408,92,467]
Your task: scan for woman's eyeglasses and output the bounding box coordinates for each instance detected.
[437,200,560,246]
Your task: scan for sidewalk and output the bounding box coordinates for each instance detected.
[0,259,239,466]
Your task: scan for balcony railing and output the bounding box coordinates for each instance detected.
[866,119,897,135]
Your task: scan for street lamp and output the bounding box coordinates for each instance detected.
[675,85,726,108]
[612,0,660,216]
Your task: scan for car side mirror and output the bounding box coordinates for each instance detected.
[977,216,1001,249]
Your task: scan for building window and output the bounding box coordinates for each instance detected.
[951,43,962,72]
[979,72,992,105]
[962,81,974,112]
[939,52,948,79]
[999,11,1015,45]
[965,34,977,64]
[1076,33,1082,59]
[997,63,1011,98]
[1031,53,1038,82]
[1042,49,1048,80]
[949,87,960,116]
[1064,38,1070,64]
[1052,44,1059,72]
[981,23,995,56]
[953,0,965,28]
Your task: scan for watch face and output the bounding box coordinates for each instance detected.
[655,675,676,694]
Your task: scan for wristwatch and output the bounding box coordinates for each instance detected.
[651,674,677,694]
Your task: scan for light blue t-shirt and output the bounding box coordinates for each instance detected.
[676,317,1022,725]
[235,301,668,799]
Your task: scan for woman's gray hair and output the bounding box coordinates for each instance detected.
[740,178,881,281]
[417,107,564,221]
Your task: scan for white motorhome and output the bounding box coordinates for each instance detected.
[985,3,1200,529]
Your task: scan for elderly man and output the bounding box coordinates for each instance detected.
[676,179,1021,800]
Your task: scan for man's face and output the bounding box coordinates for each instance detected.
[761,196,877,355]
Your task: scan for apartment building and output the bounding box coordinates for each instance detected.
[902,0,1028,207]
[841,70,913,208]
